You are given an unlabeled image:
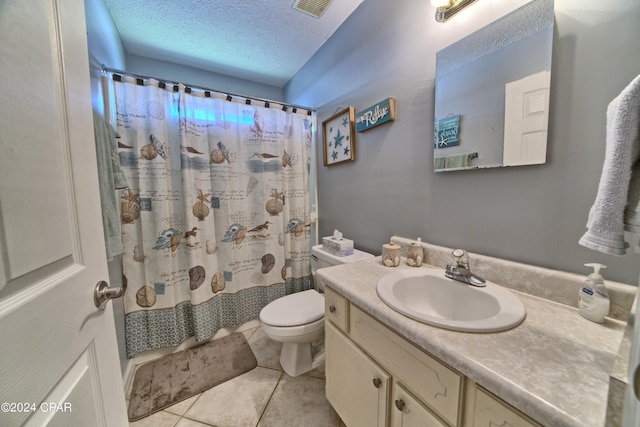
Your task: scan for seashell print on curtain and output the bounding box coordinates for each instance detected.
[111,75,313,358]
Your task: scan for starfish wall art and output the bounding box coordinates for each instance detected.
[321,106,356,166]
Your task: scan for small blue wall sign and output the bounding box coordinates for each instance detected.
[356,98,395,132]
[436,115,460,148]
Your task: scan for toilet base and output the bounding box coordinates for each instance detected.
[280,340,325,377]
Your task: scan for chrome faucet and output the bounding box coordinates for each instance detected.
[445,249,486,287]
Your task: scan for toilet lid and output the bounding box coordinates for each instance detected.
[260,290,324,327]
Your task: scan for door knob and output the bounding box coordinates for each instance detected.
[94,280,125,309]
[395,399,405,411]
[372,378,382,388]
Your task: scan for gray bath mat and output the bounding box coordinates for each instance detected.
[128,332,257,421]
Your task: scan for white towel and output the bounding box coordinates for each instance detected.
[93,110,128,261]
[579,75,640,255]
[444,152,471,169]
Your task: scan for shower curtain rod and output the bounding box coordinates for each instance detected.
[101,64,316,114]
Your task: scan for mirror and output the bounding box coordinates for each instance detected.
[434,0,554,172]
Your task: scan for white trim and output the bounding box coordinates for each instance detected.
[623,269,640,426]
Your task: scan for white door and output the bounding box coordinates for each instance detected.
[503,70,551,166]
[0,0,128,426]
[623,271,640,426]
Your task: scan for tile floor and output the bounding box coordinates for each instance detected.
[128,327,345,427]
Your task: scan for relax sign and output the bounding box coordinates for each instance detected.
[356,98,395,132]
[436,115,460,147]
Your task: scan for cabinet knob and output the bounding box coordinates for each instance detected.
[329,305,336,313]
[395,399,405,411]
[372,378,382,388]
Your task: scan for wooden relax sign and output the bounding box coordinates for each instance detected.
[356,98,395,132]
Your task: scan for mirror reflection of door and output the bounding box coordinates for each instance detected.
[433,0,554,172]
[503,70,550,166]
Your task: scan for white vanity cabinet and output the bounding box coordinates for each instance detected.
[324,287,541,427]
[325,287,458,426]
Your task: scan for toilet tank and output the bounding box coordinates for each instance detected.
[311,244,375,270]
[311,245,375,292]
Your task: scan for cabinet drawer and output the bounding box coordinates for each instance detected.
[325,287,348,332]
[392,382,448,427]
[350,305,462,426]
[473,387,541,427]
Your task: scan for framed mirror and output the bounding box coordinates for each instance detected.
[434,0,554,172]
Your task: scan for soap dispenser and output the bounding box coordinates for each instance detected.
[578,263,610,323]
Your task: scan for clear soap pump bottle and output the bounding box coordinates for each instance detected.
[578,263,610,323]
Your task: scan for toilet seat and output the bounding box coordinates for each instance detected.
[260,289,324,327]
[260,316,324,341]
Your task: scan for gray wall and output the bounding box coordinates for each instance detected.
[125,55,284,102]
[84,0,126,112]
[285,0,640,285]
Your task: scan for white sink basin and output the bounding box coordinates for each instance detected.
[376,268,526,332]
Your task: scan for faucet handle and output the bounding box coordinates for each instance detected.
[451,249,469,268]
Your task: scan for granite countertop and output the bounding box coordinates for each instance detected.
[317,258,628,427]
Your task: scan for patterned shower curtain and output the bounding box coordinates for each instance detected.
[111,75,313,358]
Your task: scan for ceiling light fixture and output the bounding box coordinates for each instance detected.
[431,0,479,23]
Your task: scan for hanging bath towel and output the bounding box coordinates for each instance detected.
[444,152,471,169]
[579,74,640,255]
[93,110,128,261]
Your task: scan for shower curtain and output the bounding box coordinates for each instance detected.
[111,75,313,358]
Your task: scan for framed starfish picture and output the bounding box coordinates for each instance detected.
[322,106,356,166]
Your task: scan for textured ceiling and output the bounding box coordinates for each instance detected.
[102,0,364,87]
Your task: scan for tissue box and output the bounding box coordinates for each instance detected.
[322,236,354,256]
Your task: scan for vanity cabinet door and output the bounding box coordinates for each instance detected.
[391,383,448,427]
[472,387,541,427]
[326,321,390,427]
[349,305,462,426]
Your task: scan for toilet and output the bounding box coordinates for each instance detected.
[259,244,374,376]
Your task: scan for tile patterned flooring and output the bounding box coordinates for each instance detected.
[128,327,345,427]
